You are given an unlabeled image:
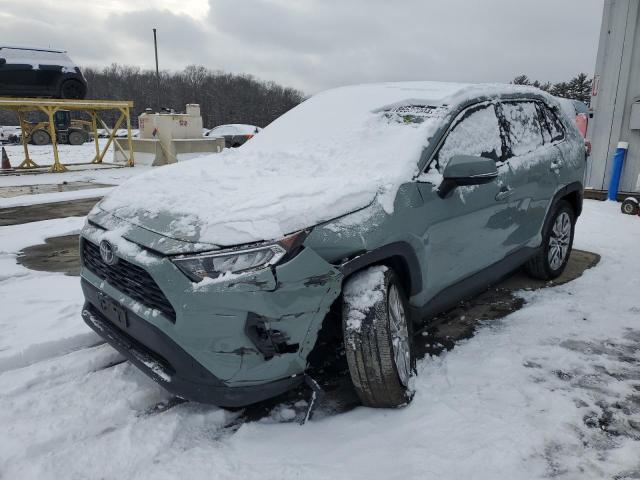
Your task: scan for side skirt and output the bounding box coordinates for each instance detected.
[410,246,538,324]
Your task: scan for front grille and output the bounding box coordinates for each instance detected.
[81,239,177,323]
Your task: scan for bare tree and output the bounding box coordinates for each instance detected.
[0,64,305,128]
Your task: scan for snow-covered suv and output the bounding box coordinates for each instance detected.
[0,46,87,99]
[80,82,586,408]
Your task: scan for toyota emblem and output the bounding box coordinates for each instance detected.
[99,240,118,265]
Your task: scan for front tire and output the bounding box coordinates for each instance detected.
[525,200,575,280]
[342,266,413,408]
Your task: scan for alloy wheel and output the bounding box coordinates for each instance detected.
[548,211,572,270]
[388,284,411,386]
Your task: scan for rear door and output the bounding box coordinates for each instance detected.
[417,102,512,299]
[537,102,572,186]
[496,100,561,247]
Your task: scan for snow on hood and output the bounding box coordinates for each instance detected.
[99,81,545,246]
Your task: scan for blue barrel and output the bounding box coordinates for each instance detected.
[608,142,629,201]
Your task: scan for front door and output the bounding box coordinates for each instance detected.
[416,102,512,301]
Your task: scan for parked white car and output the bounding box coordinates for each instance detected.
[204,124,261,148]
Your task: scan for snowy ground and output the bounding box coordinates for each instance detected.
[0,200,639,479]
[2,138,117,168]
[0,141,150,208]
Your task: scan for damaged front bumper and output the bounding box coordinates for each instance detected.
[81,286,304,407]
[79,224,343,407]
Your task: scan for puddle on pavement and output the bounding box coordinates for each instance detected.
[16,233,602,422]
[0,181,113,198]
[18,235,81,276]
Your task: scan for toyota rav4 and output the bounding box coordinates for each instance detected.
[80,82,585,408]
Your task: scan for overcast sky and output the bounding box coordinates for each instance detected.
[2,0,604,94]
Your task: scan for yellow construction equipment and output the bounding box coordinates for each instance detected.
[22,113,92,146]
[0,97,135,172]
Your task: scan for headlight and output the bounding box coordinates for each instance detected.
[172,231,308,282]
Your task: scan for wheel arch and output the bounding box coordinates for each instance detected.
[339,242,423,297]
[553,181,583,217]
[57,75,87,99]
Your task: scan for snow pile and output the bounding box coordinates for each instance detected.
[99,82,557,247]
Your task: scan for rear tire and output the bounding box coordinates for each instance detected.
[60,80,86,100]
[525,200,575,280]
[30,129,51,146]
[342,266,413,408]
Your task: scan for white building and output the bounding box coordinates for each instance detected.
[586,0,640,198]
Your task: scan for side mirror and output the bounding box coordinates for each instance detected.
[0,58,6,66]
[437,155,498,198]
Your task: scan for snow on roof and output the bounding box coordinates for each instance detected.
[99,81,553,247]
[0,45,66,53]
[0,46,75,70]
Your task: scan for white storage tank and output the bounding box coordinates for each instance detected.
[115,104,224,166]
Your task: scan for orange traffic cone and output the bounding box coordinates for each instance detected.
[1,147,11,170]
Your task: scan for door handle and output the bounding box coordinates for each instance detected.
[495,187,514,201]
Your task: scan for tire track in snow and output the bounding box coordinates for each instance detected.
[0,334,104,374]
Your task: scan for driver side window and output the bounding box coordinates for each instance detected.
[436,104,503,172]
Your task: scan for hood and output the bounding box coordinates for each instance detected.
[98,158,378,247]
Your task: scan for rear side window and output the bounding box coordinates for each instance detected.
[538,104,565,142]
[436,104,502,171]
[500,102,545,157]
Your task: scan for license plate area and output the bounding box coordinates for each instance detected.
[97,293,128,329]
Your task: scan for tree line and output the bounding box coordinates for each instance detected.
[0,68,593,127]
[0,64,306,128]
[511,73,592,104]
